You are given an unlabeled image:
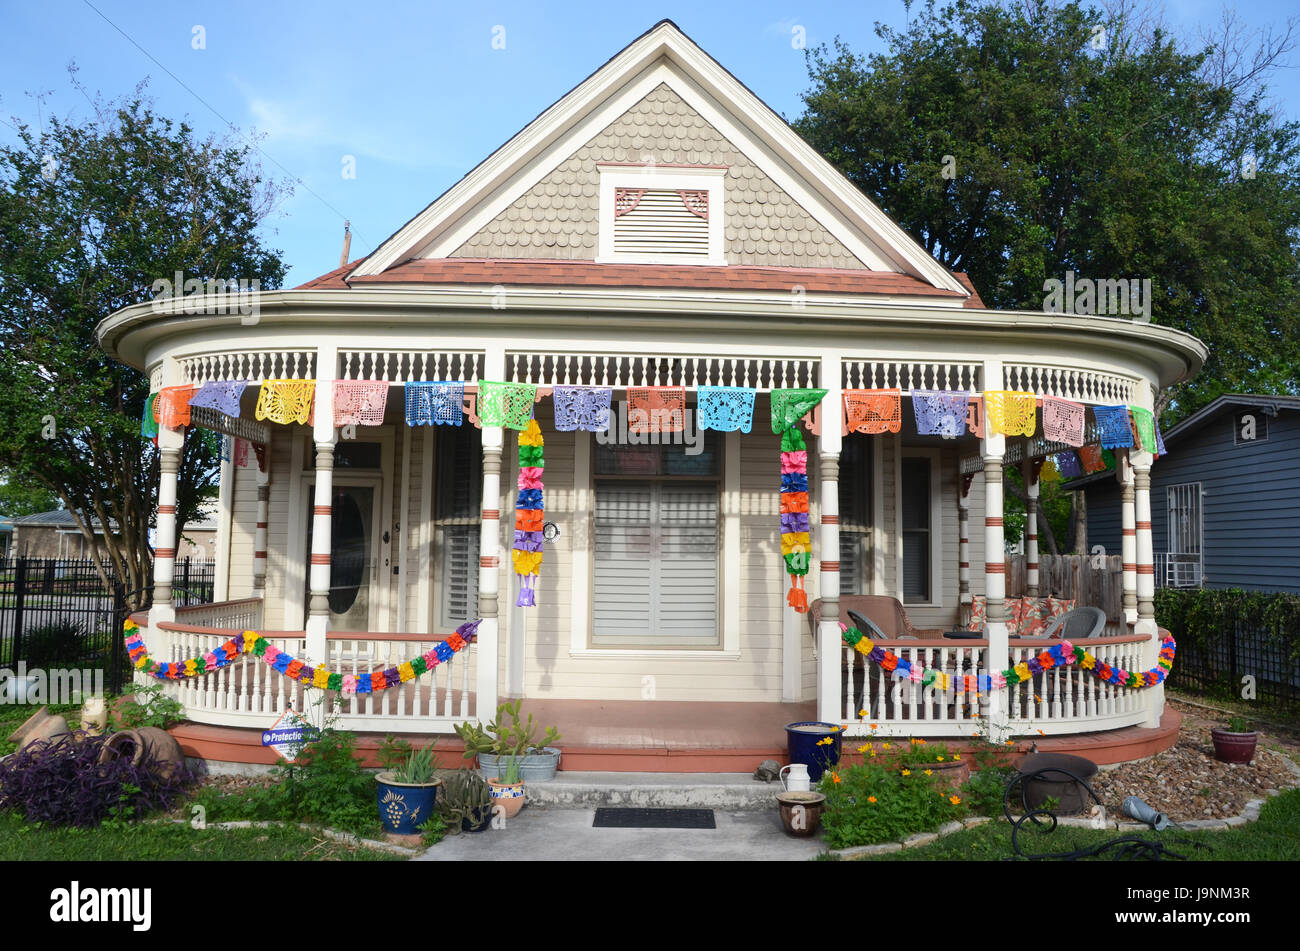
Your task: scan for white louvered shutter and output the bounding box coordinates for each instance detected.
[613,189,710,258]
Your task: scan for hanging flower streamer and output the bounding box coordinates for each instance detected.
[844,389,902,434]
[156,385,197,429]
[1093,405,1134,449]
[141,394,159,439]
[552,386,612,432]
[188,381,247,417]
[983,391,1037,437]
[123,618,480,692]
[697,386,756,433]
[1053,450,1084,480]
[1077,444,1106,473]
[839,623,1175,694]
[333,381,389,427]
[1041,396,1085,446]
[512,420,545,607]
[405,381,464,427]
[478,381,537,430]
[771,388,827,613]
[255,380,316,425]
[911,390,968,438]
[1155,421,1167,456]
[628,386,686,434]
[1129,406,1158,453]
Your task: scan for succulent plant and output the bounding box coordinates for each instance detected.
[453,699,562,760]
[434,769,493,834]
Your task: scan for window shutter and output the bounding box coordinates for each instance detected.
[901,458,930,602]
[435,427,482,628]
[838,437,873,595]
[593,480,718,644]
[613,188,710,258]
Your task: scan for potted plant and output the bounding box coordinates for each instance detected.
[487,754,527,819]
[455,700,563,782]
[435,768,494,833]
[1211,716,1258,764]
[375,742,442,835]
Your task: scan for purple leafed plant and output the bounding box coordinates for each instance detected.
[0,732,194,827]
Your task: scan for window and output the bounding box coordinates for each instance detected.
[901,457,932,604]
[597,165,726,265]
[434,426,482,629]
[1165,482,1203,588]
[591,437,721,647]
[838,437,874,595]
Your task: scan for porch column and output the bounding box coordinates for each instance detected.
[1133,455,1162,726]
[817,352,843,723]
[253,448,271,591]
[149,357,184,629]
[1023,458,1040,598]
[1119,452,1137,628]
[957,473,972,623]
[305,370,337,663]
[981,432,1010,741]
[477,432,503,720]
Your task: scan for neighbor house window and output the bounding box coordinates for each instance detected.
[591,435,721,646]
[1165,482,1203,588]
[596,164,726,265]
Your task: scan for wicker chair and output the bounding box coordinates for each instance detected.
[1041,606,1107,639]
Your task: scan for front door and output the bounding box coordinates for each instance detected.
[304,482,380,631]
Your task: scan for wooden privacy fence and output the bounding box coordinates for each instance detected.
[1006,553,1124,623]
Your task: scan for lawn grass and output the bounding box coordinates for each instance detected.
[0,702,85,756]
[0,810,401,861]
[850,787,1300,861]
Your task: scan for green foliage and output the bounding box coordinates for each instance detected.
[20,621,86,667]
[391,743,440,785]
[117,683,185,730]
[0,86,287,606]
[377,734,412,772]
[1227,716,1253,734]
[1155,587,1300,666]
[0,474,58,519]
[794,0,1300,421]
[454,699,561,759]
[817,762,965,849]
[434,769,493,834]
[959,766,1017,817]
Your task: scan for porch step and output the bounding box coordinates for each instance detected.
[520,772,784,811]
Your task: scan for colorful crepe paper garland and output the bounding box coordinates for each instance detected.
[839,623,1176,694]
[513,419,544,607]
[122,617,480,692]
[771,388,826,614]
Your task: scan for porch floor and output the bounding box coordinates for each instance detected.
[170,701,1180,773]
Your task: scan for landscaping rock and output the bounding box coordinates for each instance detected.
[902,831,939,849]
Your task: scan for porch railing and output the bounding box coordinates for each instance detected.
[839,632,1155,738]
[142,611,476,733]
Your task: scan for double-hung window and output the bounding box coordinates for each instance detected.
[591,435,721,647]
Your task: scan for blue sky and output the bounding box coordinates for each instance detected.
[3,0,1297,285]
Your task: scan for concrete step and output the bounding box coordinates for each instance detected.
[517,771,792,811]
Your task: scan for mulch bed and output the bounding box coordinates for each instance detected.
[1088,700,1299,821]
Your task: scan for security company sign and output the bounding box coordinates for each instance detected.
[261,708,320,761]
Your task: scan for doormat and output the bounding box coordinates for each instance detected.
[592,808,717,829]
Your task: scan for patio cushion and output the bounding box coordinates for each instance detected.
[966,595,987,632]
[1017,597,1051,638]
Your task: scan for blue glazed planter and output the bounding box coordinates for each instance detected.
[376,773,441,835]
[785,722,842,782]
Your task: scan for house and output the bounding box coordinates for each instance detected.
[96,21,1204,768]
[10,508,218,563]
[1077,394,1300,594]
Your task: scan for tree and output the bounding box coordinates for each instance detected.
[794,0,1300,423]
[0,471,59,519]
[0,85,287,605]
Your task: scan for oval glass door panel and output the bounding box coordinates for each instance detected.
[305,484,375,632]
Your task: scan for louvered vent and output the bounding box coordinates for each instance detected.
[613,188,710,257]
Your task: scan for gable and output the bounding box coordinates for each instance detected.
[449,84,865,269]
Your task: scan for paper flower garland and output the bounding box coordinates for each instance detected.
[123,617,481,691]
[839,623,1175,694]
[771,388,826,613]
[513,419,544,607]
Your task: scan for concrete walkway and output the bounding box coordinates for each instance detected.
[417,805,827,861]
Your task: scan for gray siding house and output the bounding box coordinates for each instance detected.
[1081,395,1300,594]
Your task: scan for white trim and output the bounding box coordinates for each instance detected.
[897,447,945,609]
[568,649,742,660]
[570,432,593,654]
[417,428,434,633]
[722,430,741,654]
[893,434,903,602]
[376,430,395,633]
[597,166,725,265]
[284,434,306,629]
[348,24,967,293]
[396,426,411,631]
[871,435,885,596]
[214,453,233,602]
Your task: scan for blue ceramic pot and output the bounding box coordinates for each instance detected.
[785,721,842,782]
[376,773,441,835]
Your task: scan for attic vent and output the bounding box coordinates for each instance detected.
[613,188,710,256]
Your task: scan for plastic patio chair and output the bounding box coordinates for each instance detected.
[1041,606,1107,639]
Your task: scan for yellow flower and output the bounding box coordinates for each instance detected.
[869,750,877,757]
[882,743,891,750]
[917,738,927,745]
[937,755,945,761]
[867,796,877,804]
[949,795,962,805]
[924,769,932,776]
[857,744,871,754]
[901,769,911,776]
[952,755,961,762]
[859,709,868,718]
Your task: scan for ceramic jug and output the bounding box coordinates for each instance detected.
[779,763,811,792]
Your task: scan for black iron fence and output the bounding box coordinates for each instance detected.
[0,557,214,694]
[1166,620,1300,712]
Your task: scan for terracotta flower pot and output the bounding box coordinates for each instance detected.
[488,778,526,819]
[921,756,971,793]
[98,727,186,781]
[1211,728,1257,765]
[777,791,826,837]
